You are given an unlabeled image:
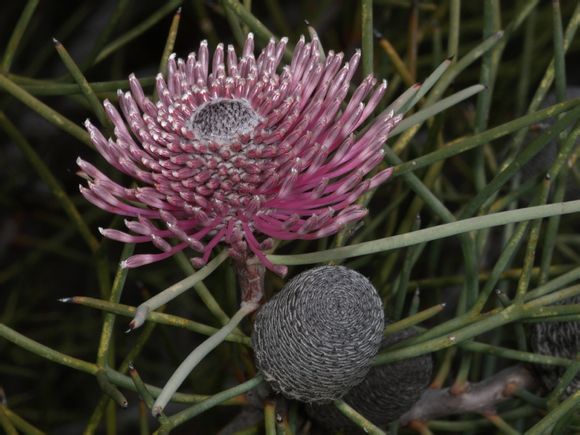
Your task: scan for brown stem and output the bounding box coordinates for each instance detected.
[233,257,266,306]
[400,365,539,424]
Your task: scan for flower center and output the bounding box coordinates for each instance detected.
[189,99,260,144]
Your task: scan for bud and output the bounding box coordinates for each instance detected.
[252,266,384,402]
[308,327,432,431]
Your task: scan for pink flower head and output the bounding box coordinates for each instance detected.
[78,34,400,276]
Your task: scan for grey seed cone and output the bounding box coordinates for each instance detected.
[530,295,580,397]
[308,327,432,432]
[252,266,384,403]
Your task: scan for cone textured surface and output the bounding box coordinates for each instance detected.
[252,265,384,403]
[530,295,580,397]
[309,327,432,431]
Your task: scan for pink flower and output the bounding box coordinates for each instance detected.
[78,34,400,276]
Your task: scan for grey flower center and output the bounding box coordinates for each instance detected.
[189,99,260,144]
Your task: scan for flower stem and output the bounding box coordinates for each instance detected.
[151,302,258,417]
[232,257,266,305]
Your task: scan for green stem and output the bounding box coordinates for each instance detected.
[221,0,279,45]
[53,39,109,127]
[472,217,526,312]
[525,391,580,435]
[486,414,519,435]
[0,323,248,406]
[1,0,39,71]
[539,122,580,285]
[0,112,99,252]
[508,2,580,157]
[96,244,134,366]
[516,6,536,116]
[392,216,423,318]
[130,250,228,330]
[174,252,234,326]
[392,84,485,135]
[158,375,262,432]
[461,104,580,218]
[129,364,156,410]
[0,75,93,147]
[129,365,170,427]
[515,178,551,302]
[407,264,572,290]
[96,370,128,408]
[264,0,291,37]
[526,266,580,300]
[459,341,572,367]
[334,400,386,435]
[159,8,181,76]
[95,0,182,65]
[151,302,257,416]
[447,0,460,58]
[2,407,44,435]
[547,362,580,408]
[392,98,580,177]
[269,200,580,265]
[361,0,374,77]
[0,323,97,375]
[222,0,247,49]
[18,77,155,96]
[0,406,18,435]
[65,296,250,345]
[85,320,160,434]
[264,400,276,435]
[551,0,567,102]
[473,0,500,191]
[375,287,580,365]
[84,0,130,67]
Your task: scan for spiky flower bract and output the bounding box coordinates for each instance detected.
[78,33,400,279]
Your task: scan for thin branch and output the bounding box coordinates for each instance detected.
[400,365,539,424]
